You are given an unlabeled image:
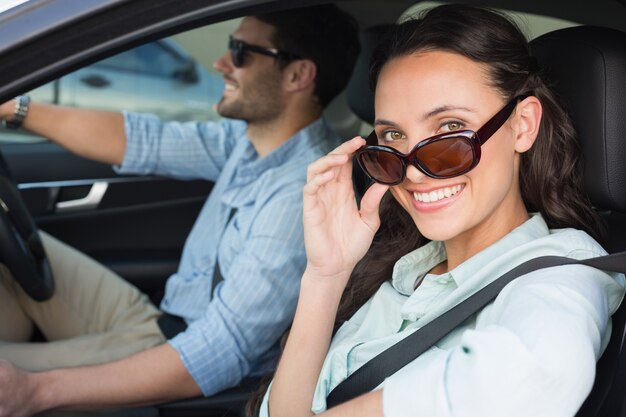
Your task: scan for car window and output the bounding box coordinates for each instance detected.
[0,0,28,14]
[0,18,241,144]
[95,43,186,78]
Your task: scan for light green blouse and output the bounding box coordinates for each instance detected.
[260,214,625,417]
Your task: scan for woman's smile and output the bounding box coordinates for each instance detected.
[412,184,463,203]
[409,183,465,213]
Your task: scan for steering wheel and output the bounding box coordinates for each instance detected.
[0,151,54,301]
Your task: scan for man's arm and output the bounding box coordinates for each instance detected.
[0,343,201,417]
[0,99,126,165]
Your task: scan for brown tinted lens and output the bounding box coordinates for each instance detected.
[414,137,474,177]
[359,149,404,184]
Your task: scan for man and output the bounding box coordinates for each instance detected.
[0,4,359,415]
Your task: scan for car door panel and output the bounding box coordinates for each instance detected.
[0,17,236,300]
[1,140,213,295]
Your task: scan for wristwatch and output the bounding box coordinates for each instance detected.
[2,95,30,130]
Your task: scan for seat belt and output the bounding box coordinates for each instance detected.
[210,206,237,296]
[326,252,626,409]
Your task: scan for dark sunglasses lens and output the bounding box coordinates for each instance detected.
[415,136,475,177]
[359,149,404,184]
[229,41,243,67]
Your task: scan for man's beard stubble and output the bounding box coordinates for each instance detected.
[216,71,284,123]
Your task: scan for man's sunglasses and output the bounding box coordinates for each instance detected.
[356,95,529,185]
[228,36,302,68]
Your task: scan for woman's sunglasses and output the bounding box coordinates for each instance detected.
[356,95,529,185]
[228,36,301,68]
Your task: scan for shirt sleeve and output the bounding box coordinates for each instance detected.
[168,184,306,395]
[382,264,625,417]
[115,112,246,181]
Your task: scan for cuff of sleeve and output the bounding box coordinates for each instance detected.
[114,111,161,174]
[168,324,245,396]
[382,348,452,417]
[113,111,135,173]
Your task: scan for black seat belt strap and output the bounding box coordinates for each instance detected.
[326,252,626,408]
[211,206,237,296]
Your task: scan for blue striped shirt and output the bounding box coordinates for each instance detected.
[117,112,340,395]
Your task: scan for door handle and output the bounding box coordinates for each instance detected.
[56,182,108,213]
[80,74,111,88]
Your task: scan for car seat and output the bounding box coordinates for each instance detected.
[344,23,626,417]
[530,25,626,417]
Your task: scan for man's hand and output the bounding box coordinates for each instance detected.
[0,344,201,416]
[0,360,38,417]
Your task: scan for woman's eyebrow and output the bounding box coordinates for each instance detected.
[423,105,474,120]
[373,118,401,128]
[374,106,476,128]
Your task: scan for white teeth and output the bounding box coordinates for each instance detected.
[413,185,462,203]
[224,84,236,91]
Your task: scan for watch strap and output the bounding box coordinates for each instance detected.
[3,95,30,130]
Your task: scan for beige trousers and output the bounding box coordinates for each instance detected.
[0,231,166,371]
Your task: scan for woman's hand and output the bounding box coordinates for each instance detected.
[302,136,389,283]
[268,138,388,417]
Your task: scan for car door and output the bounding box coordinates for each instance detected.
[0,21,237,299]
[0,137,214,300]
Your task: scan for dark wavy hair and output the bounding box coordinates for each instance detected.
[338,2,603,327]
[256,4,360,109]
[247,5,602,415]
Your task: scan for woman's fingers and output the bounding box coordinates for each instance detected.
[303,168,335,197]
[306,136,365,182]
[359,182,389,231]
[328,135,366,156]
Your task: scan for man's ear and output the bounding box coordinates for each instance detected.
[283,59,317,93]
[514,95,542,153]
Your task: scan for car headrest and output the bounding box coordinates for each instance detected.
[346,24,394,125]
[530,26,626,212]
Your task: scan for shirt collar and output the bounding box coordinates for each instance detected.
[391,213,550,295]
[232,117,333,184]
[392,241,445,295]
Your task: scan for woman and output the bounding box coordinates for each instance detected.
[254,5,625,417]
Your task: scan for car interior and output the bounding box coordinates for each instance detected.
[0,1,625,416]
[161,15,626,417]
